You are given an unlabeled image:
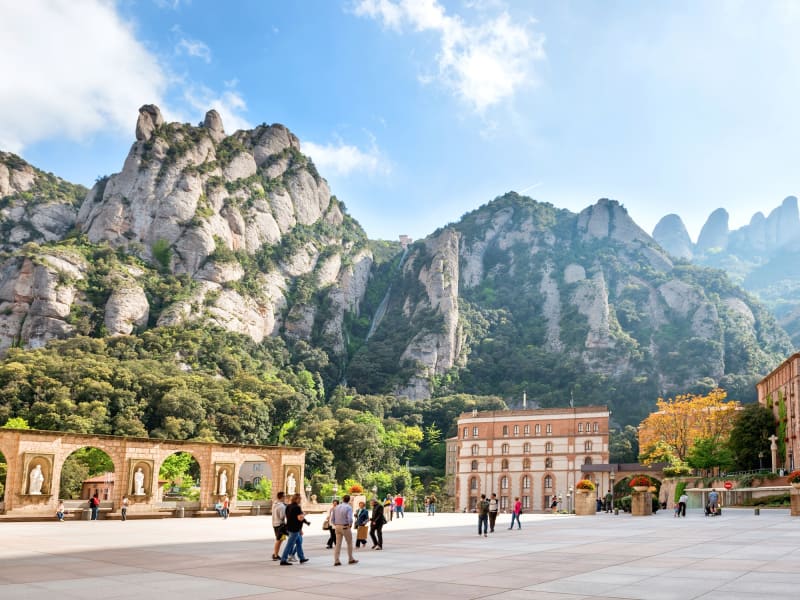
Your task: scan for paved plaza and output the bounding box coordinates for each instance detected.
[1,508,799,599]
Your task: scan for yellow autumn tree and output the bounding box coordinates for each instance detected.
[638,389,740,464]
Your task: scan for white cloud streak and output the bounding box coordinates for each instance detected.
[354,0,544,112]
[176,37,212,63]
[302,138,389,177]
[0,0,168,152]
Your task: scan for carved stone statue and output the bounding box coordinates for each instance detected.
[286,472,296,496]
[134,467,145,495]
[29,464,44,495]
[218,470,228,495]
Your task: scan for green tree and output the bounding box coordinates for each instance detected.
[610,425,639,463]
[687,437,734,475]
[728,403,776,471]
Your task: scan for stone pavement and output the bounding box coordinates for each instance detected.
[1,507,799,599]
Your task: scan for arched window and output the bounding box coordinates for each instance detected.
[546,423,552,434]
[253,477,261,486]
[463,427,468,439]
[545,442,553,453]
[545,457,553,468]
[586,422,591,432]
[535,424,541,435]
[501,459,509,470]
[501,443,510,455]
[471,460,478,471]
[501,476,509,489]
[524,424,530,436]
[593,422,599,432]
[578,423,583,433]
[544,475,553,489]
[584,441,592,452]
[584,456,592,465]
[523,442,531,453]
[513,425,519,436]
[471,444,479,456]
[522,458,530,470]
[522,475,530,489]
[502,425,509,436]
[470,477,478,490]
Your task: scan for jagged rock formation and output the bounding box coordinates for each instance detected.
[351,193,790,418]
[0,106,372,364]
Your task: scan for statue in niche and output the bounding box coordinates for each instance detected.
[29,464,44,495]
[218,469,228,495]
[134,467,145,495]
[286,472,296,496]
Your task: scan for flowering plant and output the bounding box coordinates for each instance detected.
[348,484,364,494]
[628,475,652,488]
[787,470,800,484]
[575,479,596,491]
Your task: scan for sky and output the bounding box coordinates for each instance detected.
[2,0,800,243]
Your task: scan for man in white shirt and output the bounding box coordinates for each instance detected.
[332,494,359,566]
[488,493,499,532]
[271,491,287,561]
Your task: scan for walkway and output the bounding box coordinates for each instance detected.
[1,508,799,599]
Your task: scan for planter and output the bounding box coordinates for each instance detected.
[574,490,597,516]
[791,482,800,489]
[632,486,649,492]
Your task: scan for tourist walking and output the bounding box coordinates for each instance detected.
[508,497,522,529]
[121,495,129,522]
[394,494,404,518]
[678,491,688,517]
[271,491,287,561]
[708,489,719,515]
[280,494,309,565]
[222,495,230,519]
[428,492,436,516]
[478,494,489,537]
[604,489,613,512]
[384,494,394,521]
[332,494,358,566]
[369,498,385,550]
[354,500,370,548]
[89,492,100,520]
[325,499,339,549]
[488,493,499,532]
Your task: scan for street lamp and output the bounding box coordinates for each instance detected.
[568,487,573,514]
[758,451,764,471]
[609,471,616,513]
[332,483,338,501]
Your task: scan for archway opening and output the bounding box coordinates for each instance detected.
[159,452,200,501]
[59,447,114,500]
[236,458,272,500]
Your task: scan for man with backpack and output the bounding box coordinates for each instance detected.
[477,494,490,537]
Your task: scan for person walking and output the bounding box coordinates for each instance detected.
[369,498,385,550]
[508,497,522,529]
[354,501,370,548]
[678,491,689,517]
[332,494,358,566]
[394,494,404,518]
[488,493,499,532]
[280,494,309,565]
[90,492,100,520]
[604,489,613,513]
[325,499,339,549]
[121,495,129,522]
[478,494,490,537]
[271,491,287,561]
[384,494,394,521]
[708,489,719,515]
[222,495,230,519]
[428,493,436,516]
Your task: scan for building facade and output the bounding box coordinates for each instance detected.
[757,353,800,471]
[447,406,610,512]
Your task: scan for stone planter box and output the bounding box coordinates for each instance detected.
[791,487,800,517]
[631,491,652,516]
[574,491,597,515]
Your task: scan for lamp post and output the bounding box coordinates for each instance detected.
[610,470,616,513]
[758,451,764,471]
[568,487,573,514]
[332,483,338,502]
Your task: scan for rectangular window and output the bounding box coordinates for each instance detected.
[546,424,552,434]
[473,426,479,437]
[513,425,519,436]
[522,495,530,509]
[500,496,509,510]
[463,427,468,438]
[578,423,583,433]
[535,424,541,435]
[593,422,599,432]
[524,424,530,436]
[502,425,509,437]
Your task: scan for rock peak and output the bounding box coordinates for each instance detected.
[203,109,225,142]
[135,104,164,142]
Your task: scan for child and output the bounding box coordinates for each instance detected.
[56,500,65,522]
[673,503,680,517]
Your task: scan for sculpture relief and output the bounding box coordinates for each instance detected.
[28,464,44,495]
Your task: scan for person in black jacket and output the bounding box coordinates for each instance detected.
[369,498,385,550]
[280,494,310,565]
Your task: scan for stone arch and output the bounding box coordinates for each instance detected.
[158,451,201,501]
[59,445,116,501]
[235,452,274,497]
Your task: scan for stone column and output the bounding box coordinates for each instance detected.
[791,487,800,517]
[631,491,653,516]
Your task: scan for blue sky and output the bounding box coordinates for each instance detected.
[2,0,800,242]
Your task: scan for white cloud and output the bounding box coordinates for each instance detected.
[182,86,251,133]
[175,37,211,63]
[302,138,389,177]
[353,0,544,112]
[0,0,168,152]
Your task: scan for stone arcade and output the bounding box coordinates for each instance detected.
[0,428,305,517]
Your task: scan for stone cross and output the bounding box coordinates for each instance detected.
[769,434,779,473]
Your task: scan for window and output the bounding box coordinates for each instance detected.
[578,423,583,433]
[524,424,530,436]
[522,458,530,470]
[501,476,509,489]
[470,477,478,490]
[545,442,553,453]
[473,426,479,437]
[585,441,593,452]
[545,457,553,468]
[471,444,479,456]
[586,422,591,432]
[500,496,509,510]
[471,460,478,471]
[544,475,553,489]
[463,427,468,439]
[522,475,530,489]
[501,443,510,455]
[593,422,599,433]
[546,423,552,434]
[253,477,261,486]
[502,425,509,437]
[513,425,520,436]
[584,456,593,465]
[535,424,541,435]
[523,442,531,453]
[501,459,509,470]
[522,495,530,509]
[253,463,263,472]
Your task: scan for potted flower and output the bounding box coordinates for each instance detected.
[575,479,596,493]
[348,484,364,494]
[787,470,800,489]
[629,475,652,492]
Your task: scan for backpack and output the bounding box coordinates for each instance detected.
[478,500,490,516]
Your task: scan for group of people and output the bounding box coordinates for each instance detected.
[382,493,404,519]
[476,493,523,535]
[271,491,388,567]
[215,495,230,518]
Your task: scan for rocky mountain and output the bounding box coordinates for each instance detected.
[0,106,373,379]
[653,197,800,345]
[0,107,792,427]
[348,194,791,423]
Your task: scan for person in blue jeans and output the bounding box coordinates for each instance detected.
[508,497,522,529]
[90,493,100,520]
[477,494,489,537]
[280,494,310,565]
